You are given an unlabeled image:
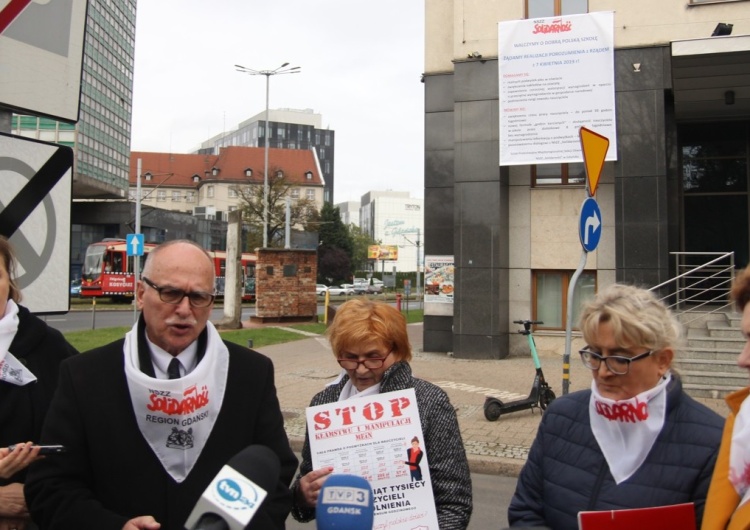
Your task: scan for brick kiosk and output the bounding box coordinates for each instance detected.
[251,248,318,323]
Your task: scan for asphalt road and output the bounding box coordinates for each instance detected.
[42,306,259,333]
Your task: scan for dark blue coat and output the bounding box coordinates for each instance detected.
[508,377,723,530]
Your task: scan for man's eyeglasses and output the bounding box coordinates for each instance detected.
[579,348,653,375]
[141,276,215,308]
[337,351,392,370]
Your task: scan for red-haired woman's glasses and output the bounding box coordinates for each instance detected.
[337,351,392,370]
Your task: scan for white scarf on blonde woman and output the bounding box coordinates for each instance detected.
[124,320,228,483]
[0,300,36,386]
[589,373,671,484]
[729,395,750,507]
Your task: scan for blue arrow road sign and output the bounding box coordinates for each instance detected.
[579,197,602,253]
[126,233,144,256]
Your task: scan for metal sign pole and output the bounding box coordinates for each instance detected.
[134,158,142,324]
[563,250,588,395]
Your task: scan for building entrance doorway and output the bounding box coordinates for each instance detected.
[681,122,750,269]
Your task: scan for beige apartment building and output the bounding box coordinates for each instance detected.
[129,146,325,222]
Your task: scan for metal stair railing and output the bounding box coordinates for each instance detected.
[649,252,735,327]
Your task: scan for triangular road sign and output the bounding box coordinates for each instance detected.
[579,127,609,197]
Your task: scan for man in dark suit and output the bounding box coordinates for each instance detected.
[25,240,297,530]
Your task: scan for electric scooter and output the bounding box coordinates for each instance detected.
[483,319,556,421]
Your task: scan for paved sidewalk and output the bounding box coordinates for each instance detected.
[251,322,729,477]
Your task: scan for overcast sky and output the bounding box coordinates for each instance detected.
[130,1,425,204]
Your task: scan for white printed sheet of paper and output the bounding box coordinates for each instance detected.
[498,11,617,166]
[306,388,440,529]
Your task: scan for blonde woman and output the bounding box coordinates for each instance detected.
[509,283,723,529]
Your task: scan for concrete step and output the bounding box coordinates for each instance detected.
[703,321,744,338]
[673,308,744,399]
[678,370,747,389]
[674,358,742,373]
[685,335,745,350]
[683,382,741,400]
[727,313,742,328]
[678,310,733,329]
[682,348,739,362]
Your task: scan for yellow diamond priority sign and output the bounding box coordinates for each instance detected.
[579,127,609,197]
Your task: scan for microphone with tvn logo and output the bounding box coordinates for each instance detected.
[316,474,375,529]
[184,445,280,530]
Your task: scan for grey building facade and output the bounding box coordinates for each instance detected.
[424,1,750,359]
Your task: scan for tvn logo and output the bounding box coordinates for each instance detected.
[321,486,370,507]
[214,478,258,511]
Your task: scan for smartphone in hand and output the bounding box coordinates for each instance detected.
[7,444,67,455]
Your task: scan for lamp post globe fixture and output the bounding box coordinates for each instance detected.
[235,62,301,247]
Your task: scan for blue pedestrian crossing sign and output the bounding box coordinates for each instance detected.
[579,198,602,253]
[126,234,145,256]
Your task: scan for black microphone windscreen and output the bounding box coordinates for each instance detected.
[226,444,280,496]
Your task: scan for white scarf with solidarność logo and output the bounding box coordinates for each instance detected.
[0,300,36,386]
[124,320,228,483]
[589,373,671,484]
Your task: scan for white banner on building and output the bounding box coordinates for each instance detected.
[498,11,617,166]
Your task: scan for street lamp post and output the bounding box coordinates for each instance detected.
[235,62,301,247]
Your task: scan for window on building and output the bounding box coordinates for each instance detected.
[306,189,315,200]
[291,188,300,199]
[157,190,166,202]
[229,187,238,198]
[171,191,181,202]
[532,270,596,330]
[186,191,195,203]
[532,162,586,186]
[207,185,214,198]
[526,0,588,17]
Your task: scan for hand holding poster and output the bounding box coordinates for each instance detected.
[306,388,440,529]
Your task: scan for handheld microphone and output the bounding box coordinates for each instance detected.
[316,474,374,529]
[184,445,280,530]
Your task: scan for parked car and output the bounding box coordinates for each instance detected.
[327,285,354,296]
[352,281,370,295]
[70,279,81,297]
[316,284,328,296]
[367,281,384,294]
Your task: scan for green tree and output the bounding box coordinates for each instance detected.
[317,203,352,284]
[348,224,378,272]
[236,167,318,248]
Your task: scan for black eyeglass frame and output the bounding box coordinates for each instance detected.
[141,276,216,308]
[578,348,653,375]
[337,351,392,370]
